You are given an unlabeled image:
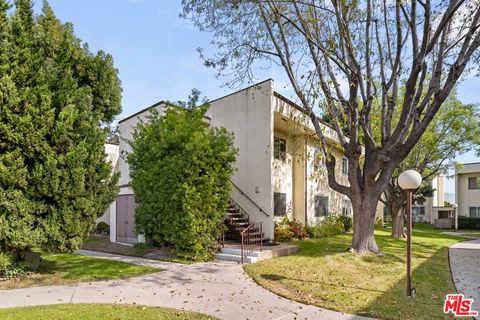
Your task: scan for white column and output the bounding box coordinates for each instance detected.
[109,201,116,243]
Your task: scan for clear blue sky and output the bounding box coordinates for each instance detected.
[33,0,478,198]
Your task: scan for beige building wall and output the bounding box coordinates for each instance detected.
[271,129,294,221]
[456,163,480,217]
[208,80,275,239]
[306,141,350,225]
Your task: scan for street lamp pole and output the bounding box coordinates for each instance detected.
[398,169,422,298]
[406,189,413,297]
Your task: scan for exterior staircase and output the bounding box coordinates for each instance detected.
[217,199,264,263]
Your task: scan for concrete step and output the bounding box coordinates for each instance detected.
[220,247,261,257]
[228,217,248,222]
[216,252,258,263]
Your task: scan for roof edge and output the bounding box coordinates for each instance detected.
[272,91,338,132]
[118,79,274,124]
[118,100,165,124]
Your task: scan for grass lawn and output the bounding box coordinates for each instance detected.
[412,222,480,235]
[0,304,217,320]
[244,228,465,320]
[0,253,161,290]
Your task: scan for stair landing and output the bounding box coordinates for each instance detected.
[217,242,298,264]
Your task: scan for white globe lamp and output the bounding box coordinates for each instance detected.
[398,170,422,190]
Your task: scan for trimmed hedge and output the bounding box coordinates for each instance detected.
[458,216,480,230]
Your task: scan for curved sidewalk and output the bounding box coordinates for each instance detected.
[0,250,370,320]
[449,238,480,319]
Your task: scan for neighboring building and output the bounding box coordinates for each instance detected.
[382,175,452,227]
[456,162,480,218]
[96,143,120,226]
[110,79,381,244]
[415,175,448,224]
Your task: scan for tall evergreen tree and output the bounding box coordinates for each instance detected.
[0,1,121,261]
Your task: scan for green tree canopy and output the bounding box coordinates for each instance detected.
[0,0,122,260]
[380,91,480,237]
[127,92,237,261]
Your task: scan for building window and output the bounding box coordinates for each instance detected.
[438,211,452,219]
[341,199,352,216]
[313,147,325,171]
[469,207,480,218]
[274,137,286,161]
[314,196,328,217]
[274,192,287,216]
[383,207,391,221]
[412,206,425,217]
[468,177,480,190]
[342,157,348,175]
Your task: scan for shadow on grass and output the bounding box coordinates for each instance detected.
[37,253,158,280]
[363,244,455,320]
[261,273,388,294]
[250,229,460,320]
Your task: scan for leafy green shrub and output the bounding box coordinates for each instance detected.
[339,215,353,232]
[274,216,308,242]
[96,222,110,235]
[0,252,12,274]
[3,266,27,280]
[0,252,26,280]
[306,215,345,238]
[128,94,237,261]
[458,216,480,230]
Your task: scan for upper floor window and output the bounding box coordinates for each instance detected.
[274,137,286,161]
[470,207,480,218]
[468,176,480,190]
[313,147,325,171]
[342,157,349,175]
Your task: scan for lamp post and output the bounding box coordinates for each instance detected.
[398,169,422,298]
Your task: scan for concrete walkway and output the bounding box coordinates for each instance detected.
[0,250,370,320]
[449,238,480,318]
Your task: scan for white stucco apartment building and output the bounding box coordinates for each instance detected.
[455,162,480,218]
[109,79,381,244]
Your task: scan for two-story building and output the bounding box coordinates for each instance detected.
[456,162,480,218]
[109,79,381,244]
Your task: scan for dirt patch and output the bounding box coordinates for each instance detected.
[82,235,176,261]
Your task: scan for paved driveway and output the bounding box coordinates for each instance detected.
[0,250,370,320]
[449,238,480,319]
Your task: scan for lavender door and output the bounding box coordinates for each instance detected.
[116,195,138,243]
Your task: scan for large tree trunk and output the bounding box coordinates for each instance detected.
[351,194,379,254]
[391,206,405,238]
